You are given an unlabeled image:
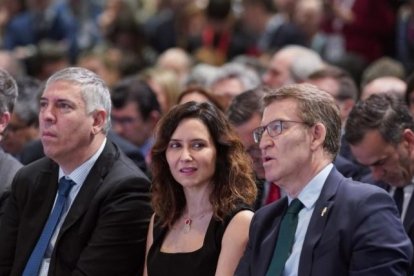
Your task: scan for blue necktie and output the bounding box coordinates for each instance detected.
[266,198,304,276]
[23,177,75,276]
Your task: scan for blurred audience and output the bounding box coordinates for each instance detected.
[140,67,181,113]
[360,76,407,101]
[1,76,41,160]
[177,86,223,111]
[208,62,261,110]
[262,45,324,88]
[0,68,22,220]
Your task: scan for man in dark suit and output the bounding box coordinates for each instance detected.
[0,69,22,219]
[0,67,153,276]
[235,84,412,276]
[345,93,414,274]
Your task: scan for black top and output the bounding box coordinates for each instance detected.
[147,205,250,276]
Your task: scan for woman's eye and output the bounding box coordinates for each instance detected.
[192,142,205,149]
[169,142,181,149]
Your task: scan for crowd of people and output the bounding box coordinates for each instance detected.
[0,0,414,275]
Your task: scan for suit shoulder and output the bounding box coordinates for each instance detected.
[340,178,389,198]
[13,157,55,177]
[111,152,149,180]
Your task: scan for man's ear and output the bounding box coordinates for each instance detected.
[310,122,327,151]
[91,109,106,135]
[148,110,161,126]
[341,99,355,119]
[402,129,414,152]
[0,111,11,135]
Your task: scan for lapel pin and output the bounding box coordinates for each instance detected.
[321,207,328,217]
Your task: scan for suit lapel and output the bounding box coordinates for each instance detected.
[259,198,288,275]
[21,160,59,263]
[58,141,117,234]
[298,168,341,276]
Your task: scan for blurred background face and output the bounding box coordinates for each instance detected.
[262,53,294,89]
[211,78,245,110]
[233,112,265,179]
[1,113,38,155]
[111,102,152,147]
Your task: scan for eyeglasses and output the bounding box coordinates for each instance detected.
[111,115,140,126]
[253,120,309,143]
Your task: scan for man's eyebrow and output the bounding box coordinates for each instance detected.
[367,157,387,167]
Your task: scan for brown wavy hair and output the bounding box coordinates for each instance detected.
[151,101,257,227]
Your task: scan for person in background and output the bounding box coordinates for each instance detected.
[144,101,257,276]
[227,87,280,210]
[405,72,414,115]
[1,76,41,161]
[236,83,412,275]
[360,76,407,101]
[208,62,261,110]
[0,67,152,275]
[306,65,372,182]
[345,93,414,274]
[0,68,22,219]
[156,47,193,86]
[140,67,181,114]
[360,56,406,89]
[262,45,324,89]
[110,77,161,164]
[177,86,223,111]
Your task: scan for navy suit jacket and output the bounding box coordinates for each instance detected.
[236,168,413,276]
[0,141,153,276]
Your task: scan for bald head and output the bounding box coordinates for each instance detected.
[361,76,406,101]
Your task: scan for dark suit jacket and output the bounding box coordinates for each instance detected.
[236,168,413,276]
[405,194,414,274]
[0,141,153,276]
[19,131,147,174]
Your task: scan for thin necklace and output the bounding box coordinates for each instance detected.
[183,210,212,233]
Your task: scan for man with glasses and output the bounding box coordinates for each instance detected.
[345,93,414,274]
[110,77,161,167]
[227,87,280,210]
[235,83,412,276]
[0,76,41,162]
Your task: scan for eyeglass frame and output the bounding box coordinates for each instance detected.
[252,119,311,143]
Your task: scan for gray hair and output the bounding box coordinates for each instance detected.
[208,63,261,91]
[46,67,112,133]
[13,76,42,126]
[184,63,218,88]
[288,47,325,82]
[0,68,18,114]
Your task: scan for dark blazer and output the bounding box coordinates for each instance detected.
[235,168,413,276]
[19,131,147,174]
[0,141,153,276]
[405,194,414,274]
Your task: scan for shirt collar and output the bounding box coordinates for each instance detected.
[59,138,107,185]
[288,163,333,209]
